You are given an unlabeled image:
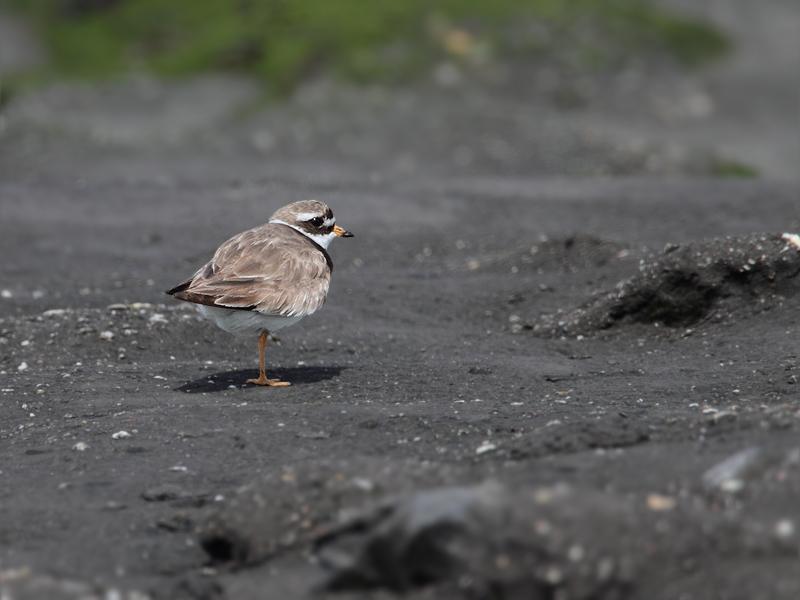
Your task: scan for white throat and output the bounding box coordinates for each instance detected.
[270,219,336,249]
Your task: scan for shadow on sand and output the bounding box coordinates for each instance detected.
[176,366,346,393]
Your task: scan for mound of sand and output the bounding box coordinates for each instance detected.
[536,234,800,336]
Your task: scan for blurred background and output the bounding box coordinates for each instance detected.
[0,0,797,180]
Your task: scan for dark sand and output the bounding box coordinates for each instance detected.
[1,1,799,596]
[1,153,799,598]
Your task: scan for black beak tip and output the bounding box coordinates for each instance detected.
[343,231,354,238]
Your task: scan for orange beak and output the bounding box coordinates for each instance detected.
[333,224,354,238]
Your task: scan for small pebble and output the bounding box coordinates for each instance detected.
[775,519,795,539]
[475,441,497,455]
[111,431,132,440]
[781,232,800,250]
[646,493,676,511]
[351,477,375,492]
[719,478,744,493]
[142,484,185,502]
[567,544,585,562]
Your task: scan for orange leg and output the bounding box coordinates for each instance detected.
[246,331,290,387]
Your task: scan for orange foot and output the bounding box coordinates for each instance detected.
[246,375,291,387]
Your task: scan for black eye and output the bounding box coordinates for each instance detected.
[310,216,324,227]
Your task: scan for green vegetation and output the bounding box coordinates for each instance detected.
[710,159,760,178]
[7,0,729,91]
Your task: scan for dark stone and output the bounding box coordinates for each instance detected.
[142,484,187,502]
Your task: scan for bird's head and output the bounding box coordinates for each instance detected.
[269,200,353,249]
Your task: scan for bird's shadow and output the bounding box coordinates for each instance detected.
[176,366,346,393]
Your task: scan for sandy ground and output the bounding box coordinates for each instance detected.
[1,152,799,599]
[1,1,800,598]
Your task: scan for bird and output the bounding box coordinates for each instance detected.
[166,200,353,387]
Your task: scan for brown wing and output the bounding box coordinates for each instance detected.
[170,224,332,317]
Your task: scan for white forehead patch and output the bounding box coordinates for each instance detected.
[295,212,323,221]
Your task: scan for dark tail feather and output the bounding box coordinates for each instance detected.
[165,280,192,296]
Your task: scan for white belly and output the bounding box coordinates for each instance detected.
[196,305,304,336]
